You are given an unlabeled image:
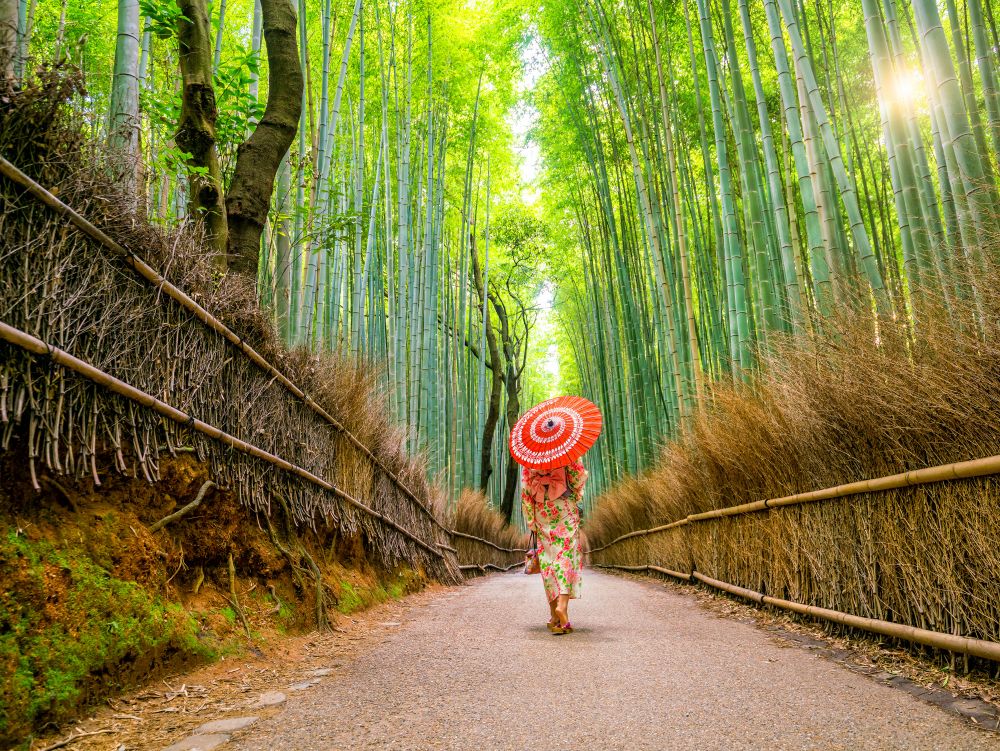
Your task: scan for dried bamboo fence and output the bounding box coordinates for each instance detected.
[452,530,527,576]
[0,93,525,582]
[589,457,1000,663]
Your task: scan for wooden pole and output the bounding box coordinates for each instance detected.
[588,452,1000,553]
[597,565,1000,663]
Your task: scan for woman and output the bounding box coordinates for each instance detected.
[521,460,588,635]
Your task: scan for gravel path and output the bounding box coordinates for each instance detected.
[232,571,998,750]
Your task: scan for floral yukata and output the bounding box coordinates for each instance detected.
[521,461,588,602]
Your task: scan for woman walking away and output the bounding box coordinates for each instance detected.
[521,460,587,634]
[509,396,603,637]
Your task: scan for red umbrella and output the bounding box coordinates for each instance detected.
[509,395,603,470]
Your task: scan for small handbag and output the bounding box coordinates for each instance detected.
[524,532,540,575]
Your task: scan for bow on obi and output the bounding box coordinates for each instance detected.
[525,467,568,504]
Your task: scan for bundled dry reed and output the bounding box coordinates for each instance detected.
[587,276,1000,649]
[449,489,529,573]
[0,68,461,582]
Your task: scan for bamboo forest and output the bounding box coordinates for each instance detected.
[6,0,1000,743]
[7,0,1000,510]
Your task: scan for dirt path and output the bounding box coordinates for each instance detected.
[216,570,995,751]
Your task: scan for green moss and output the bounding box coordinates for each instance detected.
[0,530,211,747]
[220,606,236,624]
[387,580,406,599]
[335,580,364,614]
[334,569,419,615]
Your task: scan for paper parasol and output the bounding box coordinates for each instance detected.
[509,395,603,470]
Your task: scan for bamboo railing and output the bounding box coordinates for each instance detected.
[588,451,1000,662]
[0,154,532,572]
[588,452,1000,553]
[0,320,448,559]
[459,561,524,573]
[450,530,528,554]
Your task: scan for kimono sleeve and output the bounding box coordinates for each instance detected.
[520,469,539,534]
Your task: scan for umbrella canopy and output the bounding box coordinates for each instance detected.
[509,395,603,470]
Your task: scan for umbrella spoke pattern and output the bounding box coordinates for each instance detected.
[510,396,603,471]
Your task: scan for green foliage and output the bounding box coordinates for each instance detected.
[140,0,187,40]
[335,581,364,614]
[0,531,211,746]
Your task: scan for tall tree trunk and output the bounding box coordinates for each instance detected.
[53,0,66,62]
[14,0,31,80]
[176,0,228,270]
[212,0,226,74]
[226,0,302,281]
[109,0,141,191]
[499,361,520,523]
[470,232,501,493]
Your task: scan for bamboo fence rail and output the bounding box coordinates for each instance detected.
[450,530,528,554]
[450,531,526,573]
[0,153,520,579]
[595,564,1000,663]
[588,453,1000,662]
[0,155,449,537]
[459,561,524,573]
[0,151,524,566]
[0,320,447,559]
[588,453,1000,553]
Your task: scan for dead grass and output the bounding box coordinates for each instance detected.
[449,490,529,571]
[587,272,1000,654]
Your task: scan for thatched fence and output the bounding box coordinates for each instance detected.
[449,489,529,575]
[0,74,517,584]
[589,456,1000,664]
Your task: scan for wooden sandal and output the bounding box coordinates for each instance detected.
[550,621,573,635]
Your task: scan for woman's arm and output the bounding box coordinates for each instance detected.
[521,471,538,534]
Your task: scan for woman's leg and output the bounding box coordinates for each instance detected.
[554,593,570,626]
[547,597,558,626]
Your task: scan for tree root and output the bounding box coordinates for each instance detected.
[150,480,216,532]
[34,727,114,751]
[267,583,282,616]
[40,475,79,513]
[265,496,331,631]
[228,552,252,638]
[191,566,205,594]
